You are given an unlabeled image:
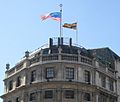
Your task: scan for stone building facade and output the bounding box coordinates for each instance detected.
[1,37,120,102]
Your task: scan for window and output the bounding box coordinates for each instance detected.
[45,90,53,99]
[43,49,49,54]
[84,70,90,83]
[84,93,91,101]
[31,70,36,82]
[109,97,114,102]
[16,76,21,87]
[46,68,54,79]
[101,75,106,88]
[30,93,36,101]
[16,97,20,102]
[9,80,13,91]
[65,90,74,99]
[98,93,107,102]
[66,68,74,79]
[109,78,114,91]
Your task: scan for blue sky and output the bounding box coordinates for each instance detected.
[0,0,120,101]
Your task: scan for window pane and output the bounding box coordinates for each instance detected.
[45,90,53,99]
[98,93,107,102]
[84,93,91,101]
[9,80,13,91]
[65,90,74,99]
[66,68,74,79]
[46,68,54,79]
[109,78,114,91]
[85,70,90,83]
[30,93,36,101]
[101,75,106,88]
[16,76,21,87]
[16,97,20,102]
[31,70,36,82]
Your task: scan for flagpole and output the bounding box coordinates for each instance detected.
[76,22,78,44]
[59,4,63,44]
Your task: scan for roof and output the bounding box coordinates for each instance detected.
[88,47,120,69]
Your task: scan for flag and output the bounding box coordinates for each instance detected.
[62,23,77,30]
[40,12,61,21]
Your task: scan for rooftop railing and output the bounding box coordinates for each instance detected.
[6,53,93,78]
[5,52,116,79]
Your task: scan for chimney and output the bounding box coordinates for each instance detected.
[69,38,72,47]
[58,37,60,46]
[58,37,63,46]
[61,37,63,45]
[6,63,10,70]
[49,38,53,47]
[25,51,29,58]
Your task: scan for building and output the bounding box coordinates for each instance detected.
[1,37,120,102]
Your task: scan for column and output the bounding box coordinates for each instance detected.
[77,49,81,62]
[56,88,63,102]
[37,90,42,102]
[58,47,62,60]
[96,94,99,102]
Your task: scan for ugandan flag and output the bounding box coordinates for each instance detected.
[62,22,77,30]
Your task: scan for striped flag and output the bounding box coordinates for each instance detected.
[40,12,61,22]
[62,23,77,30]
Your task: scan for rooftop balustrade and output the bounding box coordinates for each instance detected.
[5,52,93,78]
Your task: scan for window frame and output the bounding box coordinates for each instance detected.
[65,67,74,80]
[65,90,74,99]
[84,70,90,83]
[31,70,36,82]
[16,97,20,102]
[46,67,55,79]
[84,92,91,101]
[109,78,114,91]
[101,74,106,88]
[29,92,36,101]
[45,90,53,99]
[9,80,13,91]
[16,76,21,87]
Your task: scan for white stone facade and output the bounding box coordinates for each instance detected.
[1,38,120,102]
